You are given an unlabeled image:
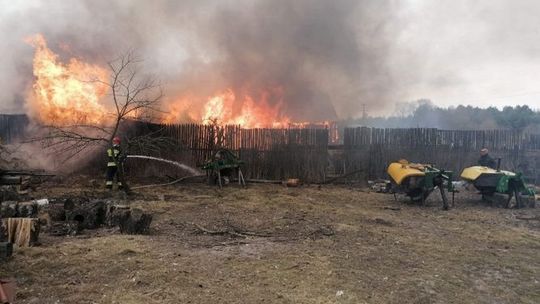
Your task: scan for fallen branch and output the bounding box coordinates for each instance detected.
[515,215,540,221]
[243,179,283,184]
[192,223,272,238]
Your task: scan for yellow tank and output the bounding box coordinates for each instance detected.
[387,161,425,185]
[460,166,515,182]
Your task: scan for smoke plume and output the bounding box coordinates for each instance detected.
[0,0,399,121]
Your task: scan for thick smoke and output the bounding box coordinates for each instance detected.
[0,0,398,121]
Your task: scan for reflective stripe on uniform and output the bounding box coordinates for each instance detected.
[107,148,121,167]
[106,181,113,185]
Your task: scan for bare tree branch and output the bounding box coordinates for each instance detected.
[33,49,164,177]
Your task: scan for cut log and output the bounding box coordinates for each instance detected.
[65,200,106,230]
[16,202,38,217]
[46,220,80,236]
[2,218,40,247]
[0,201,38,218]
[118,208,152,235]
[0,201,17,218]
[105,205,131,227]
[44,203,67,222]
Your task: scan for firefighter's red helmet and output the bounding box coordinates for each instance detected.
[113,137,121,144]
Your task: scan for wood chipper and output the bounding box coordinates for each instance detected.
[201,148,246,188]
[387,160,454,210]
[460,164,535,208]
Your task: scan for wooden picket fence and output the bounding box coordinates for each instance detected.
[342,127,540,184]
[124,122,329,181]
[344,127,540,150]
[1,113,540,183]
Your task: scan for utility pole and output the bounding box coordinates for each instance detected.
[362,104,368,121]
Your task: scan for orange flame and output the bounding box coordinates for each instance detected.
[163,89,291,128]
[26,34,109,125]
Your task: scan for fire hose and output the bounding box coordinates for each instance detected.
[125,155,204,189]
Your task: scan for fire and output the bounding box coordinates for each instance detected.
[164,89,291,128]
[200,89,290,128]
[26,34,109,125]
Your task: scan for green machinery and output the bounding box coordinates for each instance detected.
[201,149,246,188]
[387,160,455,210]
[461,164,535,208]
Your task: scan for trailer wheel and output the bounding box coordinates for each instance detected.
[409,189,431,204]
[519,194,536,209]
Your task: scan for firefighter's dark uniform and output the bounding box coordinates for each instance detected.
[106,145,124,189]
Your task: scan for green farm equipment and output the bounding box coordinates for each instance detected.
[461,164,535,208]
[201,149,246,188]
[387,160,455,210]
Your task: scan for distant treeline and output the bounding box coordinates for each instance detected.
[344,100,540,132]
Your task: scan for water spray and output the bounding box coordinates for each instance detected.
[126,155,201,175]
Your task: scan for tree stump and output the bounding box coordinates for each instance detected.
[105,205,131,227]
[65,200,106,230]
[117,208,152,235]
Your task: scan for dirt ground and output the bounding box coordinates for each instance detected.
[1,182,540,304]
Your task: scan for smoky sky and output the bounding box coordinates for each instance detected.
[1,0,539,120]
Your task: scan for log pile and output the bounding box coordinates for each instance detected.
[0,201,38,218]
[42,199,152,235]
[0,195,153,241]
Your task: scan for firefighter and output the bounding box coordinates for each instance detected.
[478,148,496,169]
[106,136,126,190]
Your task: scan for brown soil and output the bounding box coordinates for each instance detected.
[1,183,539,304]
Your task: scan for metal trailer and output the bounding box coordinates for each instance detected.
[387,160,455,210]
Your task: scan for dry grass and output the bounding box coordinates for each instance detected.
[1,183,540,303]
